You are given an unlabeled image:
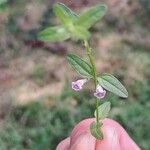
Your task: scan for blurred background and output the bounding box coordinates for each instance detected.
[0,0,150,149]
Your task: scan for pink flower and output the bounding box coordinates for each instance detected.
[72,79,87,91]
[94,85,106,99]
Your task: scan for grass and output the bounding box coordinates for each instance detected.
[30,64,47,86]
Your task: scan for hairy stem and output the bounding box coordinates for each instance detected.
[84,40,99,126]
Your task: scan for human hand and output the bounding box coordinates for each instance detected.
[56,118,140,150]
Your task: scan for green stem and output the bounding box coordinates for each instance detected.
[84,40,99,126]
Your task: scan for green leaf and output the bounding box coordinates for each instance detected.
[67,54,93,78]
[90,121,103,139]
[76,4,107,29]
[98,74,128,98]
[94,102,111,119]
[38,26,70,42]
[70,25,90,40]
[53,3,78,26]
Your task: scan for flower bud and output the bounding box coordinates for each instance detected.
[94,85,106,99]
[72,79,87,91]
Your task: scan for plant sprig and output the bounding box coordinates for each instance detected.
[38,2,128,139]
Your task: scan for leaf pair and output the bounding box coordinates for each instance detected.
[38,3,107,41]
[91,101,111,139]
[90,121,103,139]
[67,54,128,98]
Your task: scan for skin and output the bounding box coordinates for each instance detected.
[56,118,141,150]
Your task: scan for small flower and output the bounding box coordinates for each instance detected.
[72,79,87,91]
[94,85,106,99]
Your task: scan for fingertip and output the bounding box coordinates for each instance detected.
[96,123,121,150]
[70,118,95,144]
[70,132,96,150]
[56,137,70,150]
[97,118,140,150]
[69,118,96,150]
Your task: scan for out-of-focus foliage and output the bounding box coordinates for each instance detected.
[139,0,150,14]
[38,3,107,41]
[0,75,150,149]
[0,0,7,11]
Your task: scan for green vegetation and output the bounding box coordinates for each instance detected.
[30,65,47,86]
[0,70,150,149]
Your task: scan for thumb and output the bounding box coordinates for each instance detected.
[96,119,140,150]
[70,132,96,150]
[96,122,122,150]
[56,137,70,150]
[69,118,96,150]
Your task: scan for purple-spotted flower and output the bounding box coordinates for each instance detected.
[72,79,87,91]
[94,84,106,99]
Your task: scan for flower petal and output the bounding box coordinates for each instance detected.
[71,79,87,91]
[94,85,106,99]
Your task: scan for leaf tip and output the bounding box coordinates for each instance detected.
[97,3,108,12]
[122,90,128,98]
